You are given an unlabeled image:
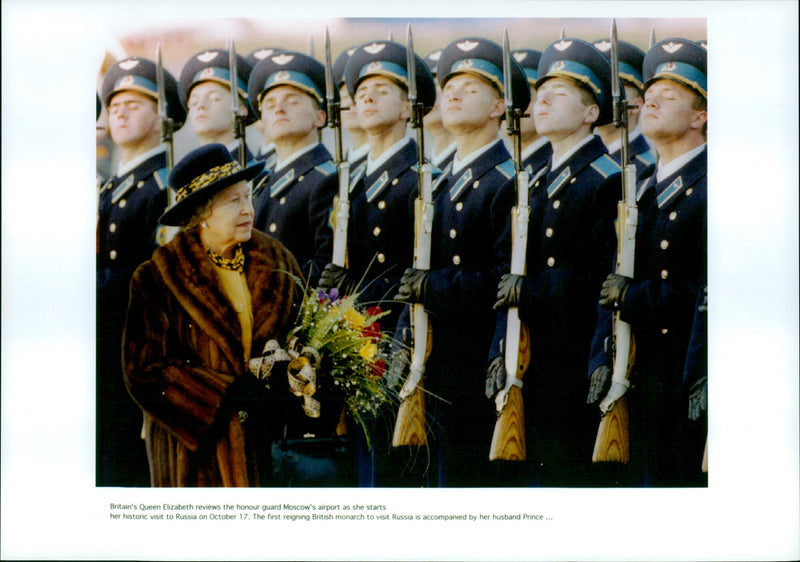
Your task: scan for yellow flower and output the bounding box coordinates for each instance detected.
[359,342,377,361]
[343,307,366,329]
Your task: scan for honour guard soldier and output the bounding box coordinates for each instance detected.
[512,48,553,177]
[394,37,529,486]
[491,38,621,486]
[592,38,707,486]
[422,48,456,180]
[319,39,437,331]
[333,46,370,176]
[179,48,256,163]
[248,51,338,287]
[592,38,656,180]
[97,56,186,486]
[247,47,284,173]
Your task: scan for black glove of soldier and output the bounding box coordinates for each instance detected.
[688,375,708,421]
[318,263,358,296]
[485,354,507,400]
[494,273,527,310]
[586,365,612,404]
[598,273,632,310]
[394,268,428,304]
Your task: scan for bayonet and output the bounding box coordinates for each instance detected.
[649,25,656,49]
[228,39,246,167]
[156,44,174,176]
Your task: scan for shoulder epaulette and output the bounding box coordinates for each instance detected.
[153,167,168,191]
[590,153,621,179]
[495,159,515,180]
[315,160,337,176]
[635,149,657,167]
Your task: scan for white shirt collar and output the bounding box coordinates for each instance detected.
[656,144,706,183]
[347,142,370,164]
[521,137,550,162]
[451,138,502,175]
[274,142,319,172]
[117,145,165,177]
[432,141,457,167]
[366,136,410,176]
[550,133,595,171]
[259,141,275,156]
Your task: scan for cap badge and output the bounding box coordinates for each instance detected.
[662,62,677,72]
[197,51,219,63]
[200,67,216,79]
[367,61,384,72]
[275,70,291,82]
[554,40,573,51]
[253,49,275,60]
[594,40,612,52]
[119,59,140,71]
[364,43,386,55]
[662,42,684,54]
[454,59,474,71]
[430,50,442,61]
[120,75,135,87]
[551,60,567,72]
[273,53,295,65]
[513,52,528,62]
[456,40,479,52]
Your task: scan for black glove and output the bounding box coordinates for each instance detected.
[598,273,632,310]
[586,365,612,404]
[394,268,428,304]
[386,347,411,387]
[485,354,507,400]
[318,263,358,296]
[494,273,527,310]
[688,375,708,421]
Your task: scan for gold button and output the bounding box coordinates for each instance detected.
[109,223,116,233]
[280,197,286,205]
[661,328,669,335]
[456,202,463,211]
[373,226,381,236]
[472,181,480,189]
[547,257,555,267]
[118,199,127,208]
[552,200,560,209]
[669,211,677,221]
[109,250,117,260]
[269,223,277,233]
[660,239,669,250]
[449,229,457,239]
[137,180,145,189]
[298,175,305,182]
[570,177,577,184]
[452,255,461,265]
[392,178,399,186]
[378,201,386,210]
[661,269,669,279]
[545,227,553,238]
[686,188,693,196]
[377,253,385,263]
[534,181,541,188]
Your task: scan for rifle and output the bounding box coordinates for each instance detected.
[489,29,531,461]
[228,39,247,167]
[156,44,177,242]
[324,27,351,269]
[392,24,433,447]
[592,19,639,464]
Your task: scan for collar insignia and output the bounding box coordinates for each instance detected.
[119,59,140,70]
[449,168,473,201]
[366,171,390,202]
[197,51,219,63]
[547,166,571,198]
[662,42,684,54]
[364,43,386,55]
[273,53,295,65]
[554,40,573,51]
[270,168,295,198]
[457,40,479,52]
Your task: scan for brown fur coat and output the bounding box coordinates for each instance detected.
[123,228,303,486]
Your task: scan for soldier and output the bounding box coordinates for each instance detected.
[97,56,186,486]
[178,48,256,163]
[490,38,621,486]
[246,47,284,173]
[393,37,529,487]
[333,46,369,178]
[592,38,656,180]
[319,40,436,331]
[591,38,707,486]
[511,48,553,177]
[247,51,338,287]
[422,48,456,180]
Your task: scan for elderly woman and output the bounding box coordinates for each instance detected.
[123,143,304,487]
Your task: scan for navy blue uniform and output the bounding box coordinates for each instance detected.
[398,139,515,487]
[521,139,552,178]
[607,131,656,181]
[252,143,337,287]
[97,149,169,487]
[497,135,620,486]
[601,146,707,486]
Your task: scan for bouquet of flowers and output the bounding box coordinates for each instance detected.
[249,285,400,445]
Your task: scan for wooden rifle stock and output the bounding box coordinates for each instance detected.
[392,324,432,447]
[702,434,708,472]
[489,322,530,460]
